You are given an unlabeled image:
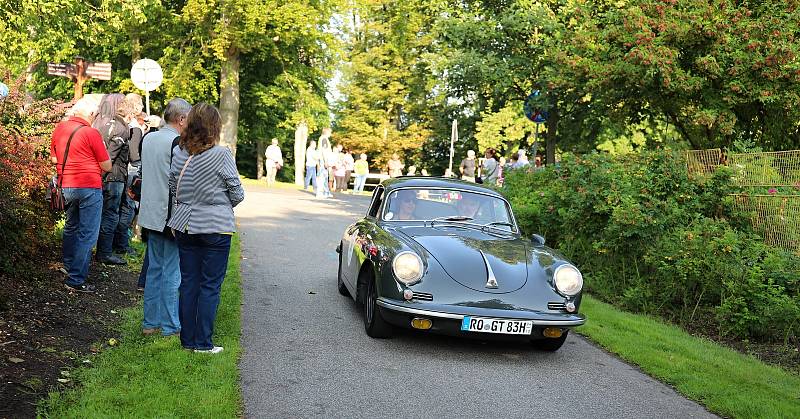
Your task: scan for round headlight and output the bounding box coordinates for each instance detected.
[554,264,583,296]
[392,252,423,284]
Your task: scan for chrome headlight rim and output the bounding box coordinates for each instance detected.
[392,251,423,285]
[553,264,583,297]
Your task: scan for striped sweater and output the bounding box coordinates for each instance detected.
[167,145,245,234]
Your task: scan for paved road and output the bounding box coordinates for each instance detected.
[238,184,715,419]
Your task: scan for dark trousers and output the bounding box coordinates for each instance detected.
[97,181,133,258]
[175,232,232,350]
[344,170,352,191]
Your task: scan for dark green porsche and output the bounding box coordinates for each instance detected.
[336,177,585,351]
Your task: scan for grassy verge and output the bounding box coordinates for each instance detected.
[576,295,800,419]
[40,235,243,418]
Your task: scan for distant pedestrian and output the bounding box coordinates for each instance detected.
[94,93,134,265]
[497,156,506,186]
[265,138,283,187]
[316,133,334,198]
[388,153,404,178]
[407,165,417,176]
[513,149,530,168]
[139,98,191,337]
[343,148,354,192]
[168,103,245,354]
[459,150,477,182]
[51,98,112,293]
[482,148,499,185]
[304,140,319,192]
[353,153,369,193]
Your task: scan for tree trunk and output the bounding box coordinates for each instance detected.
[131,33,142,62]
[294,121,309,185]
[219,47,240,158]
[546,102,559,165]
[256,139,266,179]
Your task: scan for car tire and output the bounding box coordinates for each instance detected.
[363,272,393,338]
[532,330,569,352]
[337,246,350,297]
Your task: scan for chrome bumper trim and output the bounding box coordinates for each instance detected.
[376,299,587,326]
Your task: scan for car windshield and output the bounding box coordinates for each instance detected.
[382,188,516,231]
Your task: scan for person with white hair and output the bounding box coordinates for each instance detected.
[50,97,113,293]
[459,149,477,182]
[513,148,530,168]
[264,138,283,187]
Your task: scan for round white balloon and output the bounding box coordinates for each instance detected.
[131,59,163,92]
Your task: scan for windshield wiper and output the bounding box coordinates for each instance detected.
[480,221,516,235]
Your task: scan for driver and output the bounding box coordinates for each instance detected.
[395,190,417,220]
[455,193,481,218]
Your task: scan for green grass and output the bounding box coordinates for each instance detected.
[576,295,800,418]
[40,236,243,418]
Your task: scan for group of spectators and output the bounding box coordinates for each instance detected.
[457,147,544,186]
[303,128,371,196]
[50,95,244,354]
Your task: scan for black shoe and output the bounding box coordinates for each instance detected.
[97,255,127,265]
[65,283,96,293]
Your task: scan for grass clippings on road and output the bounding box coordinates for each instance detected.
[40,236,243,418]
[577,295,800,419]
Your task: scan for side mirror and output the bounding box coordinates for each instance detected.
[531,234,545,246]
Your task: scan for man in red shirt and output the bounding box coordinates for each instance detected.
[50,98,112,293]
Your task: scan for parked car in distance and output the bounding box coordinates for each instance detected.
[336,177,585,351]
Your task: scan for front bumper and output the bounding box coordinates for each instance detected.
[376,298,586,338]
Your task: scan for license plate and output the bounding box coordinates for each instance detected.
[460,316,533,335]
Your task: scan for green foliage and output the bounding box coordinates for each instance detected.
[502,149,800,341]
[0,77,62,274]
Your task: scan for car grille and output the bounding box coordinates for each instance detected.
[547,302,566,311]
[412,292,433,301]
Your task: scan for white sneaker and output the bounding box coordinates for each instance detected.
[194,346,223,354]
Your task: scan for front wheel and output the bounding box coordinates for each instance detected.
[363,273,393,338]
[532,330,569,352]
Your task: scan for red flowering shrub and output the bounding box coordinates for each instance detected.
[0,76,66,274]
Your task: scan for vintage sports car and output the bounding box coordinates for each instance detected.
[336,177,586,351]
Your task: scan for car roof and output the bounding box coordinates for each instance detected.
[380,176,505,198]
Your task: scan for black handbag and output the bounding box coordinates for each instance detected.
[49,125,83,212]
[127,175,142,201]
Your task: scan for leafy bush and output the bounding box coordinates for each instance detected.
[502,150,800,342]
[0,76,64,274]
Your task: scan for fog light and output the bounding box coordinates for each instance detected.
[565,302,576,313]
[403,289,413,300]
[543,327,563,338]
[411,318,432,330]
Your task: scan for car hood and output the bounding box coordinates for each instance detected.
[396,226,529,294]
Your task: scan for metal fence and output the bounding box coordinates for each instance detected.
[731,194,800,252]
[685,149,800,252]
[685,148,723,178]
[728,150,800,187]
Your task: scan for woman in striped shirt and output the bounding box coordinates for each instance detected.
[168,103,245,354]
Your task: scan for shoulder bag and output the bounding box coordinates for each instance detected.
[49,125,84,212]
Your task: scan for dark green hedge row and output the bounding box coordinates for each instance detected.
[502,150,800,342]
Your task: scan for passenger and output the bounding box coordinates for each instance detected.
[456,194,481,218]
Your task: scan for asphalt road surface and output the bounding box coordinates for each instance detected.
[238,183,716,419]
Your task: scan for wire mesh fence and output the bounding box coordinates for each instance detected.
[728,150,800,187]
[685,149,723,177]
[731,194,800,252]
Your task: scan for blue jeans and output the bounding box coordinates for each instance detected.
[62,188,103,287]
[354,174,367,192]
[142,230,181,335]
[97,181,131,258]
[114,176,136,252]
[304,165,317,191]
[316,168,331,197]
[176,232,232,350]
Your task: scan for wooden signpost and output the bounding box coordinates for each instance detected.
[46,57,112,101]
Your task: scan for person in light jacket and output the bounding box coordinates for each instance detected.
[168,103,244,354]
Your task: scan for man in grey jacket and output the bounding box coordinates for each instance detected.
[138,98,191,336]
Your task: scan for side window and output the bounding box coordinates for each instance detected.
[367,186,384,218]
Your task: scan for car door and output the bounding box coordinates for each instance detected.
[343,186,384,293]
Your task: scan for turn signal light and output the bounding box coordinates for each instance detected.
[411,318,432,330]
[543,327,563,338]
